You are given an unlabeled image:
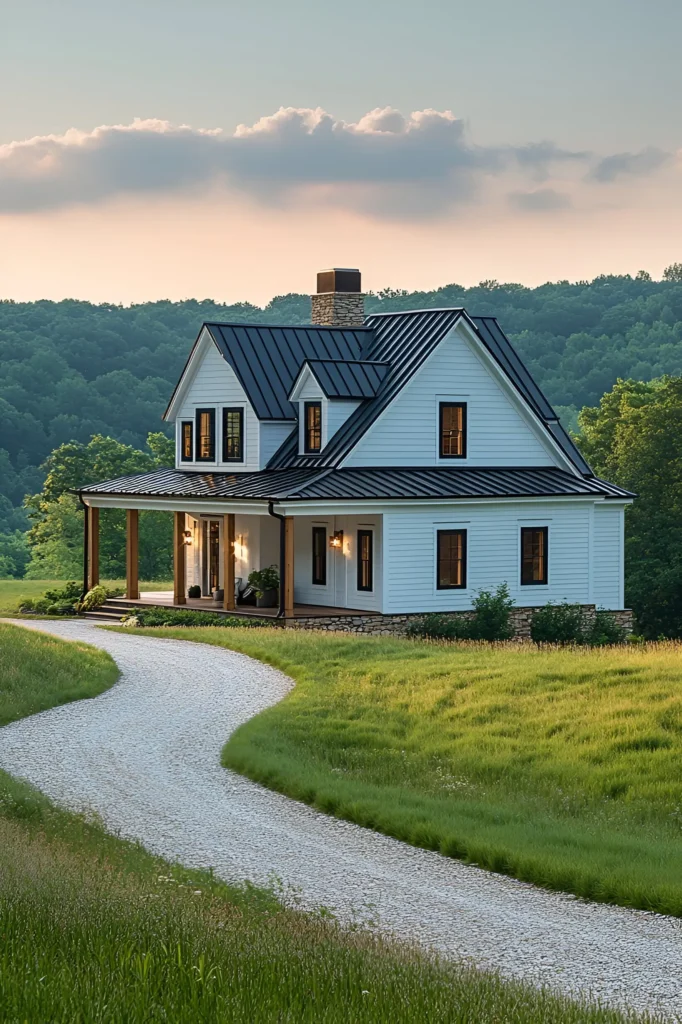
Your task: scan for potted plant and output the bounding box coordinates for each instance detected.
[188,585,201,599]
[212,588,224,603]
[248,565,280,608]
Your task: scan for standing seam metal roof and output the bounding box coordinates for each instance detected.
[78,466,634,502]
[291,359,390,400]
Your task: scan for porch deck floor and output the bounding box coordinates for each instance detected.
[117,592,377,619]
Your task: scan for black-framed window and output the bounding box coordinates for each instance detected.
[357,530,373,592]
[180,421,193,462]
[312,526,327,586]
[223,407,244,462]
[439,402,467,459]
[304,401,322,454]
[521,527,548,585]
[437,529,467,589]
[195,408,215,462]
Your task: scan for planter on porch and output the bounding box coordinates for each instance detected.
[212,588,225,604]
[256,588,278,608]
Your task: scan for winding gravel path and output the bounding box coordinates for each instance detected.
[1,619,681,1018]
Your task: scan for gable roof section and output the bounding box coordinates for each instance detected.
[289,359,390,400]
[267,309,592,476]
[165,323,369,422]
[79,466,633,502]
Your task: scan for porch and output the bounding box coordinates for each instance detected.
[110,592,374,620]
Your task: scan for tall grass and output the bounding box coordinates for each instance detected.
[0,624,643,1022]
[0,621,119,724]
[127,627,682,917]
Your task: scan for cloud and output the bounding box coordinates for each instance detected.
[508,188,572,212]
[590,146,670,182]
[0,107,672,220]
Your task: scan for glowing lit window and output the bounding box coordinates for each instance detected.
[223,408,244,462]
[439,403,467,458]
[521,527,548,585]
[304,402,322,453]
[195,408,215,462]
[181,421,193,462]
[437,529,466,589]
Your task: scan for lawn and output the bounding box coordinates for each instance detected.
[0,578,173,615]
[0,624,647,1022]
[126,626,682,917]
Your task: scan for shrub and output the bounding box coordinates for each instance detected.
[187,585,201,598]
[78,585,110,612]
[583,609,627,646]
[530,602,585,644]
[406,584,513,642]
[530,603,627,646]
[19,581,82,616]
[123,607,272,628]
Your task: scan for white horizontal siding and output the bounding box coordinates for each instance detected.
[294,515,382,611]
[326,400,361,445]
[344,324,557,468]
[592,506,624,610]
[382,501,596,614]
[260,422,294,469]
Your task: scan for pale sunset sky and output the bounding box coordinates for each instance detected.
[1,0,681,305]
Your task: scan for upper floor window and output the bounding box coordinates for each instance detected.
[439,402,467,459]
[357,530,373,591]
[195,408,215,462]
[223,407,244,462]
[304,401,322,454]
[312,526,327,585]
[521,527,548,585]
[180,421,193,462]
[437,529,467,589]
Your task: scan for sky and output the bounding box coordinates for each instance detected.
[1,0,681,305]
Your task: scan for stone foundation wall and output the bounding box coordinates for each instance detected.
[286,606,634,638]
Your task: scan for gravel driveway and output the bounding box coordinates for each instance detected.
[1,619,681,1019]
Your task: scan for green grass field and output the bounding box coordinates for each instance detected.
[124,626,682,917]
[0,623,648,1022]
[0,578,173,615]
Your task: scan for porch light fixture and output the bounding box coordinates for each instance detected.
[330,530,344,549]
[183,530,192,546]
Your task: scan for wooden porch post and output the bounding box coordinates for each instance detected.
[126,509,139,600]
[87,506,99,590]
[223,513,235,611]
[284,516,295,618]
[173,511,186,605]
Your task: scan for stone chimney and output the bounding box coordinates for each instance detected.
[311,268,365,328]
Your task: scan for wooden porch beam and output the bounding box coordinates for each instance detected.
[223,513,235,611]
[87,506,99,590]
[173,511,187,605]
[126,509,140,600]
[284,516,295,618]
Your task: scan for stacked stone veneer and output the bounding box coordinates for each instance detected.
[285,605,634,638]
[311,291,365,328]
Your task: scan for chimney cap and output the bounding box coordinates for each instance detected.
[317,268,361,294]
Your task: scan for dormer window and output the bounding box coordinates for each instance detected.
[439,402,466,459]
[180,421,193,462]
[223,407,244,462]
[195,408,215,462]
[304,401,322,454]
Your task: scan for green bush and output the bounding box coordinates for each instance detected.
[124,607,272,628]
[78,585,110,612]
[248,565,280,598]
[187,585,201,598]
[530,602,585,644]
[19,580,82,616]
[530,603,627,646]
[407,584,513,642]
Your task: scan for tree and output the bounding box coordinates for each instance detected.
[663,263,682,282]
[578,377,682,636]
[25,433,174,581]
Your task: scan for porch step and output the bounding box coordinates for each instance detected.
[84,608,126,622]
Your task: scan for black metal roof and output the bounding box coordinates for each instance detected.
[291,359,390,400]
[164,309,591,478]
[79,466,634,503]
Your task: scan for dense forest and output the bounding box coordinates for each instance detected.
[3,268,682,632]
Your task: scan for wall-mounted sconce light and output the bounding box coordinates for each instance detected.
[183,529,192,546]
[330,530,344,549]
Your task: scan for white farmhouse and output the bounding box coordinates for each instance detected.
[80,268,634,634]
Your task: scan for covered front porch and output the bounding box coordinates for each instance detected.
[81,497,382,620]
